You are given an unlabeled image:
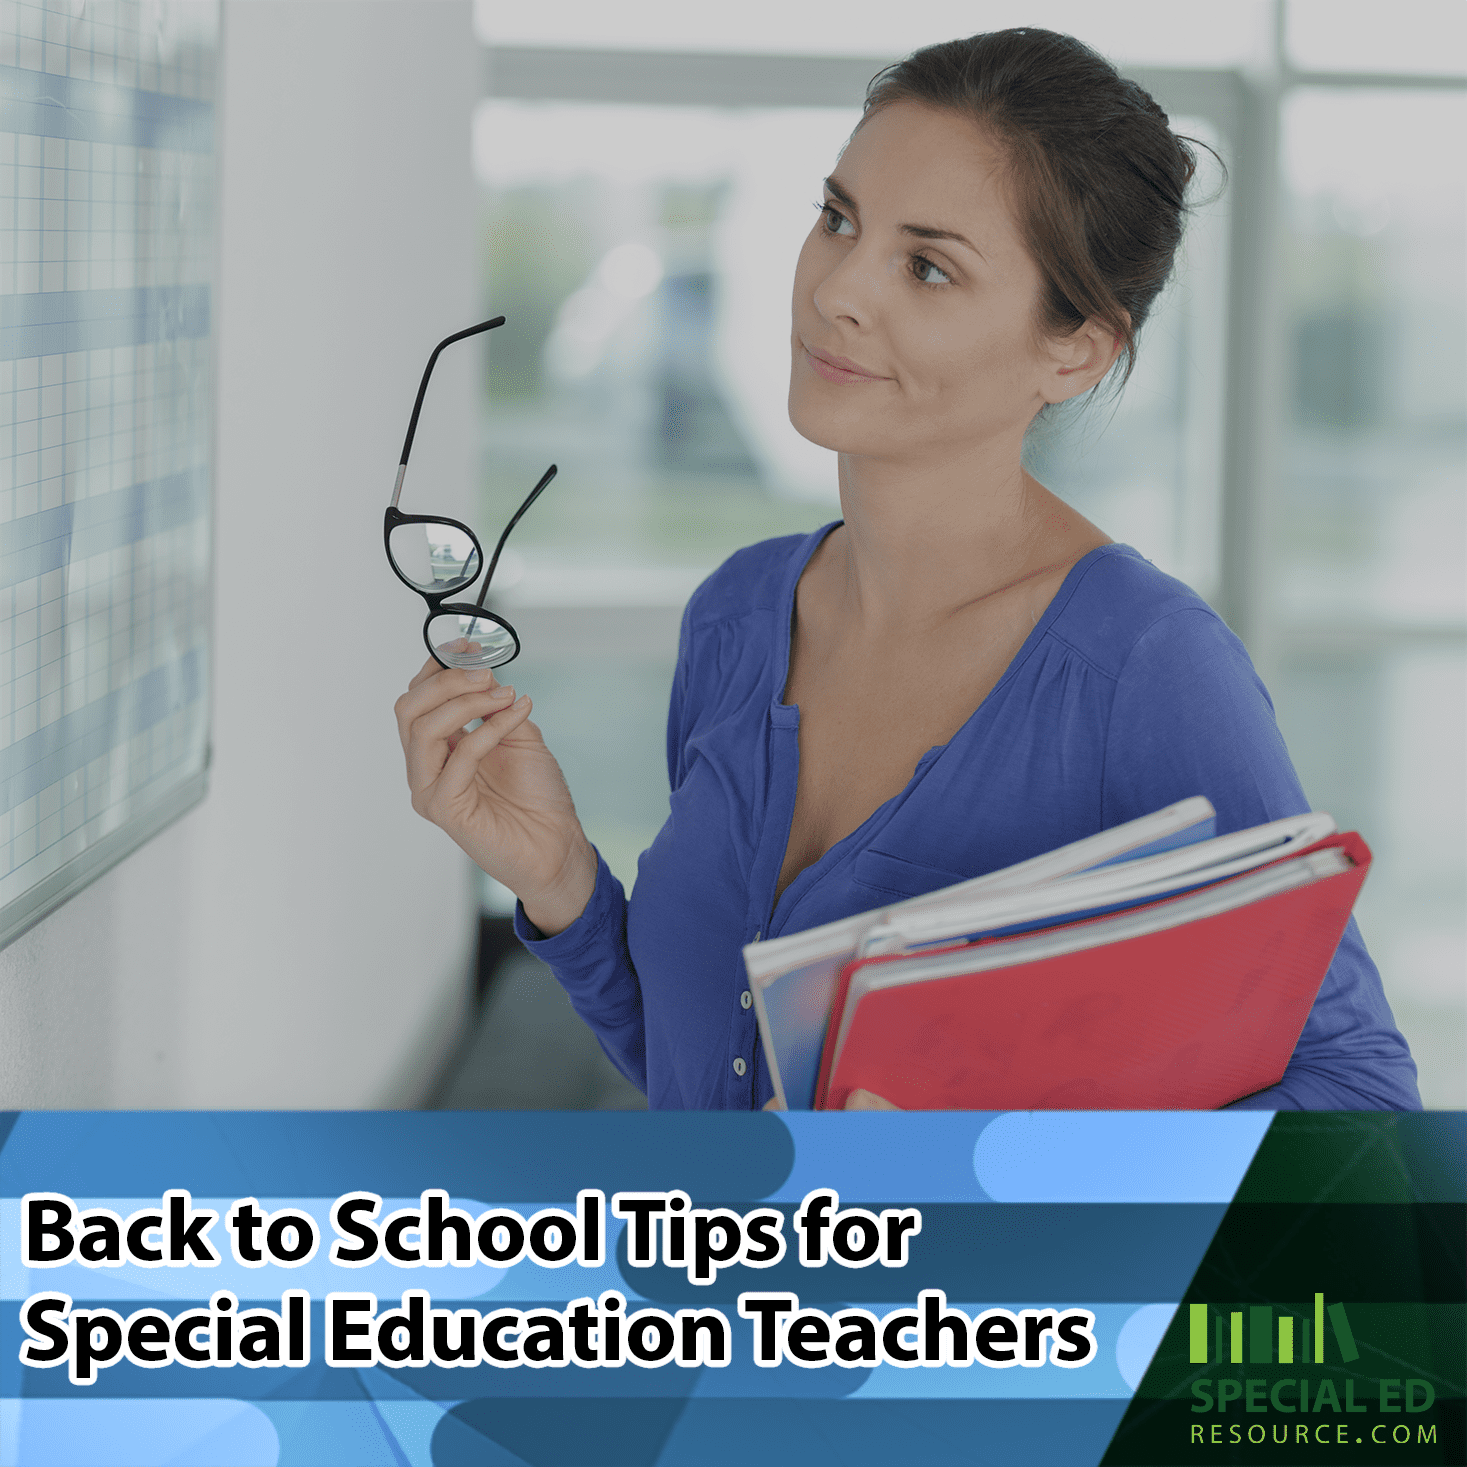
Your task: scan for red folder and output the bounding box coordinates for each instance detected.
[815,832,1370,1111]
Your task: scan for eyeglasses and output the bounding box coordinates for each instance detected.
[384,316,556,671]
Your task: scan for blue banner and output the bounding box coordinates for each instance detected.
[1,1111,1460,1466]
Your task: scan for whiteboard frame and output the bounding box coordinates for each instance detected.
[0,0,220,951]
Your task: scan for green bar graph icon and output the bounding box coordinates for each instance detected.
[1249,1305,1272,1364]
[1190,1304,1208,1364]
[1187,1295,1353,1368]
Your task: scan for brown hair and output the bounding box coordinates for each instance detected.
[862,27,1214,388]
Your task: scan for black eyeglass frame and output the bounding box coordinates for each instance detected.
[382,505,522,669]
[385,315,556,672]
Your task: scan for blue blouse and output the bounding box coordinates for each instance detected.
[515,525,1421,1112]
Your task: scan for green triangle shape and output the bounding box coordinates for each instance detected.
[1100,1113,1464,1465]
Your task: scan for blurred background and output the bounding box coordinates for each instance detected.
[2,0,1461,1109]
[452,0,1467,1109]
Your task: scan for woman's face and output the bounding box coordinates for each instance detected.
[789,101,1074,465]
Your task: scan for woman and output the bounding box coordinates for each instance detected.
[395,29,1420,1112]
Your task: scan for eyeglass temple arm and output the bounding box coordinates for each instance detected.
[476,464,558,609]
[390,315,506,509]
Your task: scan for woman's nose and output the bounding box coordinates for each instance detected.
[811,239,883,330]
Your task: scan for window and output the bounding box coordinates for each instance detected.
[1271,87,1466,1103]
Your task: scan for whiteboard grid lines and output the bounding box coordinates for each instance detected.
[0,0,215,937]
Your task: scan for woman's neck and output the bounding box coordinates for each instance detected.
[830,430,1087,636]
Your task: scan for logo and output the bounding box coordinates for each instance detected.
[1182,1292,1438,1451]
[1188,1293,1357,1366]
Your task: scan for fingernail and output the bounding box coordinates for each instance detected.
[489,683,515,699]
[513,694,529,709]
[467,668,492,683]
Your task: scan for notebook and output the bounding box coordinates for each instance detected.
[745,800,1344,1109]
[813,833,1368,1111]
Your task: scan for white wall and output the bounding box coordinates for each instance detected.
[0,1,482,1106]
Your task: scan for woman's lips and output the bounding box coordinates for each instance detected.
[804,345,887,384]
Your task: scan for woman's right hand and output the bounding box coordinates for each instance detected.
[394,648,597,935]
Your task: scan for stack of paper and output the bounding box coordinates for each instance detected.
[744,799,1366,1111]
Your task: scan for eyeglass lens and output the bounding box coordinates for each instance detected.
[427,615,518,669]
[387,520,482,594]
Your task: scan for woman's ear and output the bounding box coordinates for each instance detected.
[1041,318,1126,404]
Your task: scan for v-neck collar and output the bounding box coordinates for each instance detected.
[761,530,1138,934]
[773,519,843,713]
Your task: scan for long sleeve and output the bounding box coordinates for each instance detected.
[508,597,705,1098]
[513,853,647,1093]
[1101,608,1421,1111]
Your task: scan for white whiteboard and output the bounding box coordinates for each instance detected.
[0,0,218,947]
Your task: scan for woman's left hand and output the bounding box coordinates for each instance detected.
[763,1089,902,1111]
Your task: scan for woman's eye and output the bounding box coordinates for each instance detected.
[820,204,854,236]
[912,255,952,286]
